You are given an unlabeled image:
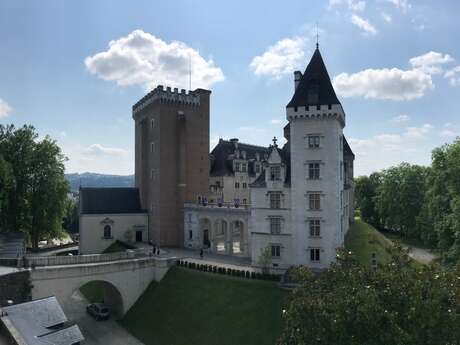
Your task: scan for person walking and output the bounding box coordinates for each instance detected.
[200,248,204,259]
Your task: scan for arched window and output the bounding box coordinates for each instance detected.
[104,225,112,239]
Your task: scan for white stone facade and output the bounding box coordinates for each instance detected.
[79,213,148,254]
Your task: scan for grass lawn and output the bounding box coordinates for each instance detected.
[120,267,287,345]
[345,217,392,267]
[382,231,434,250]
[102,240,135,253]
[80,281,105,302]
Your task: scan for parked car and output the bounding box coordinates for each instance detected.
[86,303,110,321]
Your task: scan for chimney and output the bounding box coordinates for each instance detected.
[229,138,239,149]
[294,71,302,89]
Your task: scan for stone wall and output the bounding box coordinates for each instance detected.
[0,271,31,307]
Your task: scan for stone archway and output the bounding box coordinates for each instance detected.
[198,218,212,249]
[78,280,124,319]
[213,219,228,254]
[230,220,245,255]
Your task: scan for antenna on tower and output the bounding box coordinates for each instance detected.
[316,22,319,49]
[189,53,192,90]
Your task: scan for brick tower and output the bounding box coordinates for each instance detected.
[133,85,210,247]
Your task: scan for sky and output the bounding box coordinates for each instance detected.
[0,0,459,176]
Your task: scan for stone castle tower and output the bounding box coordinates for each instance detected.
[133,85,210,247]
[286,46,347,266]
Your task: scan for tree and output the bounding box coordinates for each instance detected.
[279,248,460,345]
[355,173,381,228]
[0,124,69,249]
[62,197,79,234]
[0,154,13,230]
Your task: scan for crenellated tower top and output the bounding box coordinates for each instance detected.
[132,85,211,116]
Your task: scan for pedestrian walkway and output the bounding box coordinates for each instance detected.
[159,247,255,271]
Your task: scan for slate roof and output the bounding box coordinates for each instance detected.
[210,139,269,177]
[249,143,291,188]
[287,47,341,108]
[2,296,84,345]
[79,187,146,215]
[343,136,355,159]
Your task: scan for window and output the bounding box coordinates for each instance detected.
[242,183,247,189]
[255,164,261,174]
[242,163,247,172]
[316,105,321,110]
[340,135,343,151]
[309,219,321,237]
[308,163,320,179]
[310,248,321,262]
[150,169,155,180]
[150,142,155,153]
[215,181,221,188]
[235,162,241,172]
[271,245,281,257]
[328,104,332,110]
[309,193,321,210]
[270,217,281,234]
[270,192,281,209]
[189,230,193,240]
[242,198,247,204]
[235,182,240,189]
[151,119,155,129]
[340,161,343,180]
[103,225,112,239]
[270,166,281,181]
[308,135,320,148]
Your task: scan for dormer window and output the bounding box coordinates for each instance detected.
[255,164,261,174]
[242,163,247,173]
[235,162,241,172]
[270,166,281,181]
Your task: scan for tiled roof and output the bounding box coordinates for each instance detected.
[287,47,341,108]
[79,187,146,215]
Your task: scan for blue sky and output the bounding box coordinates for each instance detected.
[1,0,459,176]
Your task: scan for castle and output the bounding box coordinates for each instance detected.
[78,45,354,271]
[136,45,354,270]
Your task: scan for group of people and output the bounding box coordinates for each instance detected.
[148,241,161,256]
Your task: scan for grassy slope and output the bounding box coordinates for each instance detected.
[120,267,287,345]
[345,217,392,266]
[80,281,105,302]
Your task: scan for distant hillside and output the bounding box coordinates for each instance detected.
[65,173,134,192]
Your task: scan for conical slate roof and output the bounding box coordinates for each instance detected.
[287,47,340,108]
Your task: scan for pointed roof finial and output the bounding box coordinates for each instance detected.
[272,136,278,147]
[316,22,319,49]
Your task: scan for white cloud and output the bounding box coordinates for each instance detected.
[249,37,306,79]
[439,123,460,138]
[85,29,224,90]
[386,0,411,12]
[270,119,283,125]
[0,99,11,118]
[328,0,366,11]
[404,124,433,138]
[84,144,128,157]
[409,51,454,75]
[63,143,132,175]
[381,12,392,22]
[333,68,433,100]
[351,14,377,35]
[391,114,410,123]
[444,66,460,86]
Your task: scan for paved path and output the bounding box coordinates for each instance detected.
[159,247,255,271]
[62,291,144,345]
[407,246,438,265]
[381,235,438,265]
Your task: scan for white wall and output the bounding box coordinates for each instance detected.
[288,106,345,269]
[79,213,148,254]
